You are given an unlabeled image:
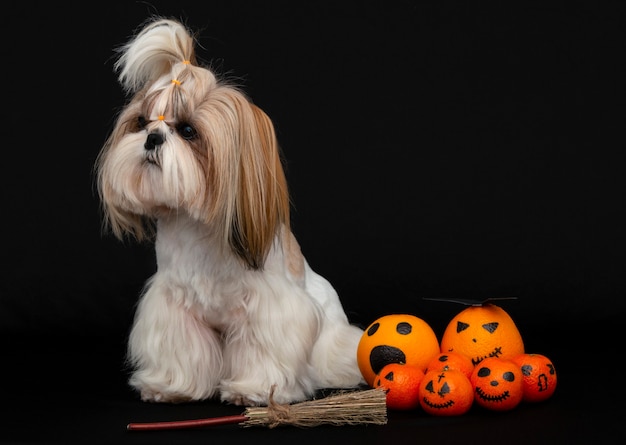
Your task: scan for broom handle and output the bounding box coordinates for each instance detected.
[127,414,249,430]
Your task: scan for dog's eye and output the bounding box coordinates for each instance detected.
[137,116,148,129]
[177,123,197,140]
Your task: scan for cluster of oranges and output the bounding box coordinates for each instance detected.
[356,306,557,415]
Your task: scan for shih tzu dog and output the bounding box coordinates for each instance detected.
[96,17,365,406]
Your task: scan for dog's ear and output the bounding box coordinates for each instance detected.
[114,17,197,94]
[229,102,291,270]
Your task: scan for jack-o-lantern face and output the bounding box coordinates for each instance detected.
[440,304,525,366]
[512,353,557,402]
[470,357,523,411]
[357,314,440,386]
[418,369,474,416]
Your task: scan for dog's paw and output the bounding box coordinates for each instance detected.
[139,387,194,404]
[219,388,266,406]
[220,381,311,406]
[130,369,220,403]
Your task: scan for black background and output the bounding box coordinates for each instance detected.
[2,1,625,443]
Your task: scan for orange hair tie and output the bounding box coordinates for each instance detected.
[171,79,181,86]
[182,60,191,64]
[157,115,165,121]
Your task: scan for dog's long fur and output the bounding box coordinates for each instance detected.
[96,17,364,406]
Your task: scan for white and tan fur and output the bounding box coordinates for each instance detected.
[96,17,364,406]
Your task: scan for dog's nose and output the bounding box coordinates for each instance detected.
[145,132,165,151]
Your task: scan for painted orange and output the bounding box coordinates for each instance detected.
[511,353,557,402]
[425,351,475,379]
[470,357,524,411]
[419,369,474,416]
[440,304,524,367]
[357,314,440,386]
[373,363,425,410]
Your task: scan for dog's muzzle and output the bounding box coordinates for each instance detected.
[145,132,165,151]
[144,132,164,165]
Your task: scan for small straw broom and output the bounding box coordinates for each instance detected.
[127,386,388,430]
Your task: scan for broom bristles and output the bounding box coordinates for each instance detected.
[242,387,388,428]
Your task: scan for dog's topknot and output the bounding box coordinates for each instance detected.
[114,17,197,94]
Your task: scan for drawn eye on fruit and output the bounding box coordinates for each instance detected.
[439,302,525,366]
[470,357,524,411]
